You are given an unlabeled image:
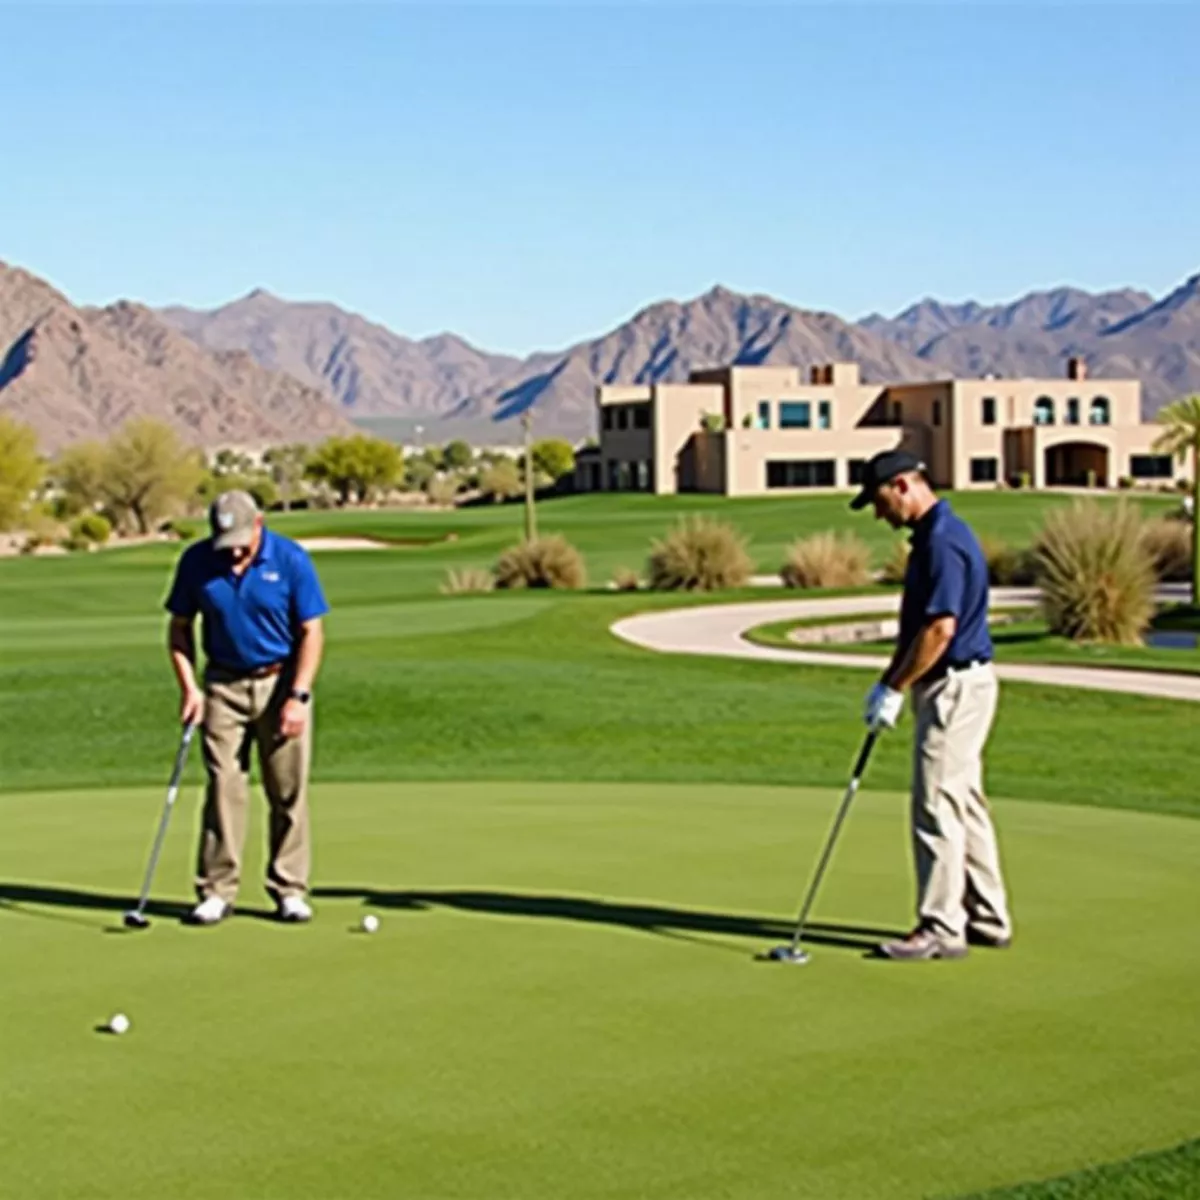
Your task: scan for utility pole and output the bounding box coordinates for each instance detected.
[522,409,537,542]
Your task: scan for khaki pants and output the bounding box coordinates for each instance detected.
[196,666,312,905]
[910,663,1011,943]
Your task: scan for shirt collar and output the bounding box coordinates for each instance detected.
[254,528,275,565]
[909,498,946,541]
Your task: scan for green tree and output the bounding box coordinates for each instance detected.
[0,415,44,531]
[403,457,437,493]
[306,433,403,504]
[101,419,205,533]
[52,441,109,518]
[443,439,473,470]
[263,443,310,511]
[529,438,575,483]
[1153,393,1200,605]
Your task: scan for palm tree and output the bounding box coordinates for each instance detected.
[1153,393,1200,606]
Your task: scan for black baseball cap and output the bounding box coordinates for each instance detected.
[849,449,927,510]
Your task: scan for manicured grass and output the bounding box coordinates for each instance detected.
[2,781,1199,1200]
[745,606,1200,676]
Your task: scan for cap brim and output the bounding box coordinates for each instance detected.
[849,488,873,511]
[213,529,254,550]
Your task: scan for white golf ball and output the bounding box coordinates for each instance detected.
[361,914,379,934]
[108,1013,130,1035]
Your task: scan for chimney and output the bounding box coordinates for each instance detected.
[1067,355,1087,381]
[810,365,823,385]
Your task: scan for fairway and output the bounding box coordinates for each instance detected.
[2,780,1198,1200]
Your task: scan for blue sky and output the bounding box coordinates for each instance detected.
[2,2,1197,355]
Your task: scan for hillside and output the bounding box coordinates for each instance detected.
[0,263,355,453]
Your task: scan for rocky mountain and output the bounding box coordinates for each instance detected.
[160,289,521,417]
[160,272,1200,443]
[0,262,355,453]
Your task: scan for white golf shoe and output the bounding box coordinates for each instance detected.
[277,895,313,923]
[188,895,232,925]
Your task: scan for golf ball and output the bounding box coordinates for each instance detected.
[108,1013,130,1035]
[361,914,379,934]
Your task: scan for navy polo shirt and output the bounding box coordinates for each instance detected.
[164,529,329,672]
[898,500,992,675]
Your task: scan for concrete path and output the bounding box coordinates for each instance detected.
[611,585,1200,704]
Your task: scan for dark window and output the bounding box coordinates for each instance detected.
[602,408,614,431]
[1066,398,1080,426]
[616,407,629,430]
[779,401,812,429]
[932,399,942,426]
[817,401,832,430]
[1090,396,1111,425]
[891,401,903,425]
[757,400,771,429]
[970,457,999,483]
[981,397,996,426]
[1130,455,1174,479]
[633,405,650,429]
[848,459,867,485]
[1034,397,1055,426]
[766,459,836,489]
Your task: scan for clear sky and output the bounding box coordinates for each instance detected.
[2,1,1197,355]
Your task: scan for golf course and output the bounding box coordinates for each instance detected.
[2,492,1198,1200]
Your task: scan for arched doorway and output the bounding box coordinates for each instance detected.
[1044,442,1108,487]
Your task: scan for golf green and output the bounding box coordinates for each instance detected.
[3,780,1197,1200]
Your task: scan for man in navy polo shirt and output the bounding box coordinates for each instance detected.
[164,490,329,925]
[851,449,1013,960]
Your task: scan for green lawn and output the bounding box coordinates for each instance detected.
[1,492,1197,1199]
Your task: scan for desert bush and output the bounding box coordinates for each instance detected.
[780,531,872,589]
[978,535,1037,586]
[646,516,752,591]
[478,460,523,503]
[424,475,459,507]
[1032,500,1155,644]
[878,540,910,585]
[70,512,112,545]
[439,567,494,595]
[493,535,586,590]
[1138,517,1193,583]
[610,566,641,591]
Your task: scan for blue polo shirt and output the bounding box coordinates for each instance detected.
[164,529,329,672]
[898,500,992,677]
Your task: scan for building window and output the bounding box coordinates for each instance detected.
[970,457,999,483]
[817,401,832,430]
[1130,455,1174,479]
[766,459,836,489]
[932,399,942,426]
[1090,396,1111,425]
[606,460,620,490]
[848,459,867,485]
[1066,398,1080,426]
[633,405,650,429]
[757,400,771,430]
[616,407,629,430]
[1034,397,1055,425]
[981,397,996,426]
[602,407,614,431]
[891,401,903,425]
[634,460,651,490]
[779,401,812,429]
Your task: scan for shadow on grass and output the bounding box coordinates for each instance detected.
[314,886,902,953]
[0,882,276,927]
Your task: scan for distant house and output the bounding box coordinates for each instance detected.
[580,357,1176,495]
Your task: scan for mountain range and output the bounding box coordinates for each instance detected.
[3,256,1199,451]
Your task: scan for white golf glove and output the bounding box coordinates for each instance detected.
[864,682,904,731]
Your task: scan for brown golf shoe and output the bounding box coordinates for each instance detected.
[877,927,968,961]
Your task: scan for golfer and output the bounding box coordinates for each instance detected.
[163,490,328,925]
[851,449,1013,960]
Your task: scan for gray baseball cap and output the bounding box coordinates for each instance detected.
[209,490,260,550]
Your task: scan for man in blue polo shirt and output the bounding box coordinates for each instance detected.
[851,449,1013,960]
[164,490,329,926]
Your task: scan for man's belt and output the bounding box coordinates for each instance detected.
[211,660,285,680]
[926,657,991,682]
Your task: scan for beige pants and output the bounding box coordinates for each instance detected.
[910,663,1011,943]
[196,666,312,905]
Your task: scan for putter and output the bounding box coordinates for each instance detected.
[122,722,197,930]
[764,729,878,964]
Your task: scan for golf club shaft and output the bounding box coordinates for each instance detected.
[788,730,877,951]
[131,723,196,914]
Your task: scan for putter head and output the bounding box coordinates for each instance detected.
[764,943,810,964]
[122,910,150,930]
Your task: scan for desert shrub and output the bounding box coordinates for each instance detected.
[978,535,1037,586]
[70,512,112,545]
[780,531,872,589]
[493,535,586,590]
[478,460,522,503]
[1138,517,1193,583]
[878,540,910,585]
[610,566,641,591]
[1032,500,1155,644]
[646,516,752,591]
[424,475,459,507]
[439,567,494,595]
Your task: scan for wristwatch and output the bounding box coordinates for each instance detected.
[289,688,312,704]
